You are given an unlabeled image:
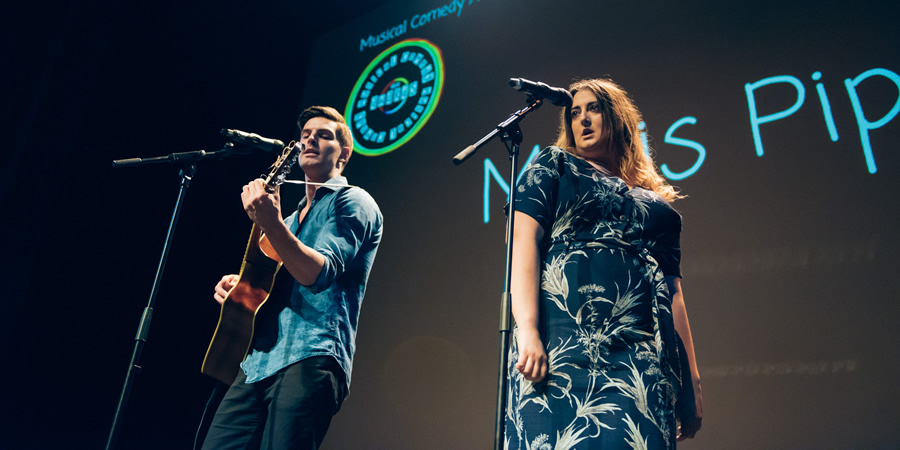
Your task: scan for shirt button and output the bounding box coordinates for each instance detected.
[619,215,626,220]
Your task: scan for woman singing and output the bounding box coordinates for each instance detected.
[506,78,703,449]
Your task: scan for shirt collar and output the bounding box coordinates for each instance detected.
[298,175,350,206]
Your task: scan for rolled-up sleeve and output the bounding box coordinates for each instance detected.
[309,188,382,293]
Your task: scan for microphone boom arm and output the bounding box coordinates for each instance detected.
[452,97,543,165]
[111,143,246,168]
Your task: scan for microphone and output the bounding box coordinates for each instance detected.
[220,129,285,152]
[508,78,572,107]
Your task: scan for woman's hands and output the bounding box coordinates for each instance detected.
[515,326,548,382]
[676,379,703,441]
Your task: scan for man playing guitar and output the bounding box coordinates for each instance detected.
[200,106,383,450]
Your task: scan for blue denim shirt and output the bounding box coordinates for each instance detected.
[240,176,383,388]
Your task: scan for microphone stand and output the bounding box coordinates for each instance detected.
[105,143,246,450]
[452,97,543,450]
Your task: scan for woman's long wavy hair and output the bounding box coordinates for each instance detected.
[554,78,682,202]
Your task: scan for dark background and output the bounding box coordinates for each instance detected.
[2,0,899,449]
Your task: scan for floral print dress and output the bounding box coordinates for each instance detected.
[506,147,686,450]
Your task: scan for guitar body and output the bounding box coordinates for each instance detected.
[200,141,300,384]
[201,224,283,384]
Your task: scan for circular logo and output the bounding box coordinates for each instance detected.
[345,39,444,156]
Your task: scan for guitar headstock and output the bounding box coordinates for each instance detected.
[262,142,303,192]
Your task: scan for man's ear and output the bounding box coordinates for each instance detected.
[340,147,352,164]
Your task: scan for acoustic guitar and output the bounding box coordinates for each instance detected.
[201,142,302,384]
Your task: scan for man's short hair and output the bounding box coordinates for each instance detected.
[297,106,354,151]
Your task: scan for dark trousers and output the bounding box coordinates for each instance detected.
[199,356,347,450]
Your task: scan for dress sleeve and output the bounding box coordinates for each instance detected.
[654,210,683,278]
[513,146,561,233]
